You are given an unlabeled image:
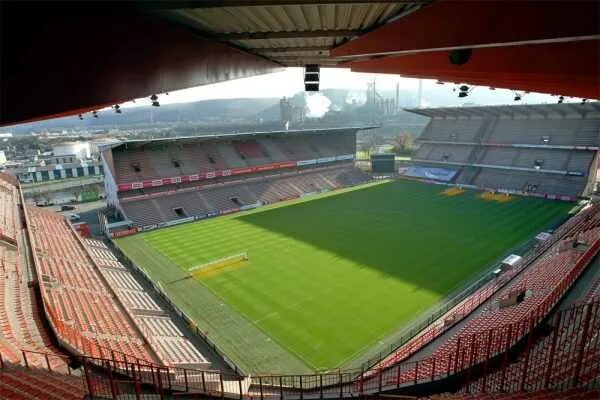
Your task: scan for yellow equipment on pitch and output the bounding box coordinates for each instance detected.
[189,252,248,278]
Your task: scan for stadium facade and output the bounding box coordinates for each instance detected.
[403,102,600,200]
[100,127,372,235]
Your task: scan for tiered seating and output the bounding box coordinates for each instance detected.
[233,140,266,159]
[409,105,599,197]
[580,278,600,304]
[214,141,246,168]
[378,205,600,388]
[0,175,71,372]
[0,179,19,244]
[258,138,287,162]
[419,119,484,142]
[25,206,157,363]
[1,249,67,370]
[478,148,589,172]
[465,301,599,394]
[112,147,159,183]
[119,289,162,312]
[0,366,86,400]
[83,239,208,367]
[424,388,600,399]
[111,132,356,186]
[414,143,474,163]
[120,164,372,226]
[151,336,207,367]
[574,118,600,147]
[473,169,586,197]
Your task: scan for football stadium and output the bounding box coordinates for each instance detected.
[1,1,599,400]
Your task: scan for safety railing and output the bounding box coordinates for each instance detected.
[4,299,597,399]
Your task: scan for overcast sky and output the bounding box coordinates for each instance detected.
[119,68,577,109]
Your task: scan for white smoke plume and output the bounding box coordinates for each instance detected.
[304,92,331,118]
[345,91,366,106]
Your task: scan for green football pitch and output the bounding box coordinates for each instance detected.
[115,180,572,374]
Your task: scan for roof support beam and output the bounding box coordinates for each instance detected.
[0,3,280,126]
[249,45,332,53]
[332,0,600,58]
[149,1,421,9]
[347,40,600,100]
[213,29,362,40]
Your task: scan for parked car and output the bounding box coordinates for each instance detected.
[61,205,76,211]
[66,213,81,222]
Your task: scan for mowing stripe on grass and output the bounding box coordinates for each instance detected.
[117,180,571,373]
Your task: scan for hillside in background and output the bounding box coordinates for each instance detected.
[5,98,280,133]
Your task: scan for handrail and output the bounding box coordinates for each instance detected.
[7,298,597,399]
[9,175,599,399]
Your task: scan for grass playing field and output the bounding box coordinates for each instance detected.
[115,180,572,374]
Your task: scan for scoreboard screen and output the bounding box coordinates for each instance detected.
[371,154,395,173]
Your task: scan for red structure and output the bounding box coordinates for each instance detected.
[1,1,598,127]
[334,0,600,99]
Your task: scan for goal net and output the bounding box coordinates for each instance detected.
[189,252,248,278]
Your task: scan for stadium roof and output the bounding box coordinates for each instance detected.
[159,1,425,67]
[405,101,600,119]
[105,126,377,151]
[1,1,598,126]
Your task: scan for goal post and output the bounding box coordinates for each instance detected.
[189,252,249,278]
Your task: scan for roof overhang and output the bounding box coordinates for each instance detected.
[405,101,600,119]
[2,1,598,127]
[105,125,378,151]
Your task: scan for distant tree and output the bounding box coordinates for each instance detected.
[392,132,413,154]
[8,136,42,152]
[357,141,372,158]
[368,134,383,151]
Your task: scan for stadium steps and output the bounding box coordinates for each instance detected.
[1,249,67,370]
[218,142,248,168]
[480,118,500,143]
[473,118,492,143]
[151,198,169,221]
[574,118,600,147]
[242,185,258,202]
[258,138,287,162]
[320,174,338,189]
[195,191,213,211]
[562,151,575,171]
[0,367,86,400]
[425,389,600,399]
[287,182,304,195]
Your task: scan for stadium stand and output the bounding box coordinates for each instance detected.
[118,164,370,226]
[24,204,214,368]
[0,178,72,374]
[0,143,598,398]
[363,204,600,373]
[405,102,600,198]
[0,126,598,399]
[340,203,600,394]
[107,130,357,184]
[423,389,600,399]
[102,128,368,229]
[0,363,87,400]
[83,238,208,367]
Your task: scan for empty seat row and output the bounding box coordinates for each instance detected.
[120,164,371,226]
[111,132,356,184]
[25,205,158,364]
[81,239,209,367]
